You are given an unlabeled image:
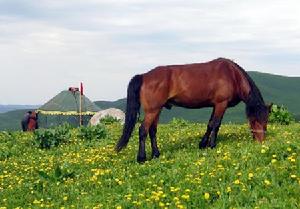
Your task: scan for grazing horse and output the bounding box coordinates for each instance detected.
[116,58,271,163]
[21,111,38,131]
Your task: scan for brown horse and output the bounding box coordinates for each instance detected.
[22,111,38,131]
[27,111,38,131]
[116,58,271,163]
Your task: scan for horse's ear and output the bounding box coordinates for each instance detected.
[267,103,273,113]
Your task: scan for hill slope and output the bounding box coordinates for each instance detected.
[0,109,34,131]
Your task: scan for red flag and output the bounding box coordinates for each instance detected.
[80,82,83,95]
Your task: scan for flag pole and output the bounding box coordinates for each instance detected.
[79,82,83,126]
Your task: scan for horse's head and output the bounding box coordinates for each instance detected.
[249,104,272,142]
[30,111,38,120]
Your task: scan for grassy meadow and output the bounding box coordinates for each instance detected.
[0,121,299,208]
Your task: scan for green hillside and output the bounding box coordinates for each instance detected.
[1,71,300,131]
[95,71,300,123]
[0,109,34,131]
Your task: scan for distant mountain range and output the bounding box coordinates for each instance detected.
[1,71,299,131]
[0,105,40,113]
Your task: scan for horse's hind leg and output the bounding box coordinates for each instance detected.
[149,113,160,159]
[199,109,215,149]
[137,110,160,163]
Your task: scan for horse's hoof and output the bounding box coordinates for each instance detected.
[137,155,147,163]
[152,151,160,159]
[209,143,216,149]
[199,141,208,149]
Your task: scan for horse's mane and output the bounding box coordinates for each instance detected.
[231,61,268,122]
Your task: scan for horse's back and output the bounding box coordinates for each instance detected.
[140,58,251,109]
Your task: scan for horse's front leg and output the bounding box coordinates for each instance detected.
[208,102,227,148]
[199,110,214,149]
[208,117,222,148]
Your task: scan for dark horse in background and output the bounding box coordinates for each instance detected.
[21,111,38,131]
[116,58,271,163]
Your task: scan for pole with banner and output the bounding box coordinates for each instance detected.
[79,82,83,126]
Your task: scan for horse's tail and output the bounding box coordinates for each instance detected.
[115,74,143,152]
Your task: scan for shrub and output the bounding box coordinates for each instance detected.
[170,118,189,127]
[100,116,121,125]
[38,164,75,183]
[269,104,295,125]
[34,123,72,149]
[78,124,107,141]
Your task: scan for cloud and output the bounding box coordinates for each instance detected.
[0,0,299,104]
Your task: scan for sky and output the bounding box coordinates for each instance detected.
[0,0,300,104]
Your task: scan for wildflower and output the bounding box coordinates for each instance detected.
[173,197,179,201]
[261,149,266,154]
[226,187,232,193]
[287,147,292,152]
[234,179,240,185]
[204,192,210,200]
[271,159,277,163]
[181,194,190,200]
[248,173,254,178]
[176,204,185,209]
[33,199,41,204]
[63,196,68,201]
[159,202,165,207]
[116,206,122,209]
[264,180,271,186]
[290,174,297,178]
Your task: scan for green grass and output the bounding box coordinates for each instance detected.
[0,122,299,208]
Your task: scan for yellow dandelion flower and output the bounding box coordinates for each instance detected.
[159,202,165,207]
[176,204,184,209]
[271,159,277,163]
[181,194,190,200]
[33,199,41,204]
[116,206,122,209]
[264,180,271,186]
[173,197,179,201]
[234,179,240,185]
[226,187,232,193]
[248,173,254,178]
[204,192,210,200]
[261,149,266,154]
[63,196,68,201]
[290,174,297,178]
